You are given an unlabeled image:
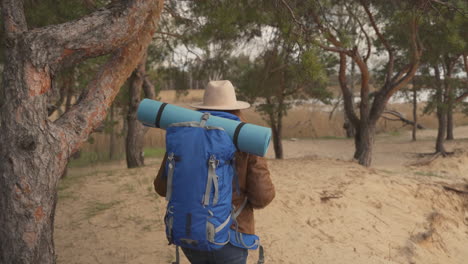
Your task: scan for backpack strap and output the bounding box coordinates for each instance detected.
[233,122,246,151]
[203,155,219,206]
[166,152,175,202]
[233,197,248,221]
[200,112,210,127]
[171,246,180,264]
[257,245,265,264]
[155,103,168,128]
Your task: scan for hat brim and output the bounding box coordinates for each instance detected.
[190,101,251,110]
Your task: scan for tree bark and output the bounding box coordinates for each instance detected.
[126,55,147,168]
[446,97,454,140]
[64,71,74,112]
[266,98,284,159]
[434,66,447,154]
[271,121,284,159]
[444,56,458,141]
[0,1,164,263]
[436,106,447,153]
[353,125,362,159]
[344,60,356,138]
[109,104,117,160]
[355,123,375,167]
[274,110,284,159]
[125,53,157,168]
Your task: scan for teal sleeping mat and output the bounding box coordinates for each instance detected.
[137,99,271,157]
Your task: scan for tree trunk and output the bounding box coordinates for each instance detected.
[0,45,64,264]
[352,119,375,167]
[344,60,356,138]
[434,66,447,154]
[446,99,454,140]
[109,104,116,160]
[412,81,417,141]
[354,123,375,167]
[64,71,74,112]
[353,125,361,159]
[271,123,284,159]
[274,110,284,159]
[126,56,147,168]
[444,58,456,141]
[0,1,164,263]
[436,110,447,153]
[268,106,284,159]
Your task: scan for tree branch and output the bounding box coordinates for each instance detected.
[24,0,161,71]
[314,41,350,54]
[455,92,468,103]
[280,0,306,32]
[384,17,421,100]
[345,4,371,62]
[1,0,28,34]
[338,54,360,126]
[382,109,425,129]
[154,30,184,39]
[54,0,164,159]
[463,53,468,75]
[143,76,157,99]
[359,0,394,85]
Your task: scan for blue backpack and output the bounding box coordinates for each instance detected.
[163,112,239,251]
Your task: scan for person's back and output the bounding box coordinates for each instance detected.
[154,80,275,264]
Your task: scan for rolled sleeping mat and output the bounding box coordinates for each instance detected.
[137,99,271,157]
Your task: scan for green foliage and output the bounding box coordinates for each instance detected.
[143,147,166,158]
[0,0,105,62]
[24,0,101,28]
[234,46,332,125]
[68,150,125,168]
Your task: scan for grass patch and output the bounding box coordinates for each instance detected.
[388,130,401,137]
[126,215,144,225]
[142,225,152,232]
[137,176,152,186]
[119,183,136,193]
[58,171,94,191]
[379,169,396,175]
[84,200,121,219]
[58,191,77,200]
[147,186,154,193]
[68,150,125,168]
[143,147,166,158]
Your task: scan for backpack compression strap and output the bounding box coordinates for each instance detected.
[165,153,175,202]
[233,122,246,151]
[155,103,168,128]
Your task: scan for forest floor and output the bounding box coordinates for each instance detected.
[55,126,468,264]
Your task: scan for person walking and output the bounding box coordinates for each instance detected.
[154,80,275,264]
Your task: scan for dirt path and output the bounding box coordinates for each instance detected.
[55,127,468,264]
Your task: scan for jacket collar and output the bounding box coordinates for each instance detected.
[198,110,240,121]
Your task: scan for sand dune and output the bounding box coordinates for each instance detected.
[55,127,468,264]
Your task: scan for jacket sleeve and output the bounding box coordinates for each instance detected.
[154,153,168,197]
[245,155,275,209]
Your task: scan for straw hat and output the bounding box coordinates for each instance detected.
[190,80,250,110]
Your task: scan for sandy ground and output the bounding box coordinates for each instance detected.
[55,126,468,264]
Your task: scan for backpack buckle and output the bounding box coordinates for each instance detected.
[200,113,210,127]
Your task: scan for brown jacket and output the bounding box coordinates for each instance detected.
[154,152,275,234]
